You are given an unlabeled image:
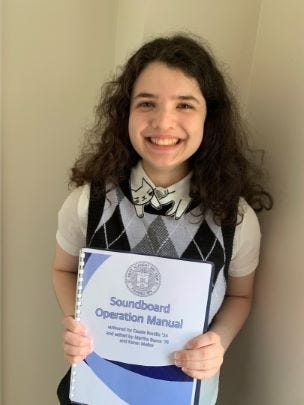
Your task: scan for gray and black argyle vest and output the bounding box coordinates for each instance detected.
[86,179,236,324]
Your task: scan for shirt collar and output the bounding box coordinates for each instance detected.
[130,161,192,219]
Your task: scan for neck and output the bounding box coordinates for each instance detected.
[141,161,189,187]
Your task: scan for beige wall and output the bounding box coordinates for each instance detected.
[2,1,117,404]
[115,0,262,106]
[218,1,304,404]
[1,1,303,404]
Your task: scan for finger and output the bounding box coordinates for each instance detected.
[175,357,223,371]
[181,366,220,380]
[175,348,214,362]
[62,316,88,336]
[63,331,93,348]
[63,342,92,358]
[185,331,220,350]
[175,344,223,363]
[64,353,87,365]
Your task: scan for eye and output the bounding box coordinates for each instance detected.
[177,103,194,110]
[136,101,155,110]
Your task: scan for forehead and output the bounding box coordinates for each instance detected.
[132,62,203,97]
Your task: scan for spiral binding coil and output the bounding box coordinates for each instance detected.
[70,249,85,399]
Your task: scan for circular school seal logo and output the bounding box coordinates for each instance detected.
[125,261,161,297]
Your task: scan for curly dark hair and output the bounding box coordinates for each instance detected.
[70,33,272,223]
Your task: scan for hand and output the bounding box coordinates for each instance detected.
[62,316,93,364]
[174,331,224,380]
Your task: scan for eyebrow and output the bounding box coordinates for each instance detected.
[133,92,157,100]
[133,92,202,104]
[177,95,201,104]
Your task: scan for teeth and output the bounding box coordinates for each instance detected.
[150,138,179,146]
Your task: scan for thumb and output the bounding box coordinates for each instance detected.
[185,331,217,349]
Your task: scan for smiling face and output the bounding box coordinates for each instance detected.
[128,62,207,187]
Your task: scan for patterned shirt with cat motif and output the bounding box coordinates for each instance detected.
[56,161,261,405]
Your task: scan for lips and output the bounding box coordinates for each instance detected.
[149,137,180,146]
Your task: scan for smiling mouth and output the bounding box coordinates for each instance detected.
[149,137,180,146]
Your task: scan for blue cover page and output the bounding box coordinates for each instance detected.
[70,248,213,405]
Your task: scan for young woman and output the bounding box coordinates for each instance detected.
[53,34,272,404]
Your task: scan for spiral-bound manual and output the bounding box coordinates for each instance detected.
[69,249,85,400]
[69,248,214,405]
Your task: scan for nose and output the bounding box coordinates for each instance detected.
[151,107,176,130]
